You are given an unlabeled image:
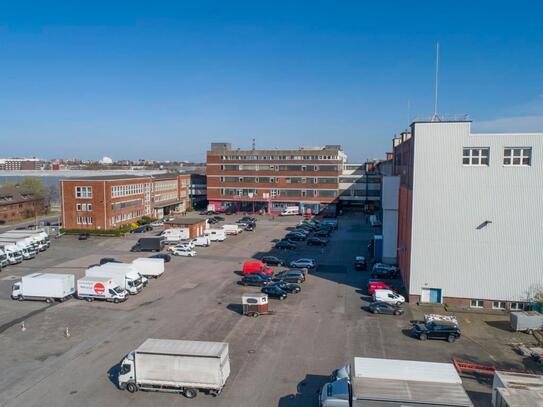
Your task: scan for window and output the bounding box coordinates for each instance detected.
[76,216,94,225]
[75,186,92,198]
[492,301,506,310]
[462,148,489,166]
[504,147,531,166]
[470,299,484,308]
[510,302,527,311]
[76,203,93,211]
[76,203,82,211]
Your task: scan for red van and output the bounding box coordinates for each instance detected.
[242,260,273,276]
[368,280,392,295]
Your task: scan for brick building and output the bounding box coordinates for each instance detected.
[0,186,49,223]
[163,217,207,239]
[0,158,43,171]
[206,143,347,214]
[60,174,191,230]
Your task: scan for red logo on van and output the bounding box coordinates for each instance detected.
[94,282,105,295]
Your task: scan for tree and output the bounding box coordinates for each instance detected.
[19,177,45,196]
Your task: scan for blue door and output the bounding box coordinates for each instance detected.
[429,288,442,304]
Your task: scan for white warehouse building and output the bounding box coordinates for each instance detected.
[394,120,543,310]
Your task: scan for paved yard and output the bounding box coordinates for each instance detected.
[0,213,540,407]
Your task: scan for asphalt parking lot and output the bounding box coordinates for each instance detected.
[0,212,541,407]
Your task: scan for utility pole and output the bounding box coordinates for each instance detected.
[432,42,440,121]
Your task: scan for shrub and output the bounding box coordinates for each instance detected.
[137,216,156,225]
[61,228,124,237]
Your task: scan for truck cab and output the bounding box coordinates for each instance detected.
[118,352,136,390]
[0,249,10,267]
[319,378,350,407]
[0,245,23,264]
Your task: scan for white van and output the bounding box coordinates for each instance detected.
[372,289,405,305]
[192,236,211,247]
[222,224,242,235]
[280,206,300,216]
[205,229,226,242]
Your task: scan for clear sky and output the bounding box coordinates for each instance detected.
[1,1,542,162]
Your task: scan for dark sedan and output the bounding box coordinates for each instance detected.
[275,241,296,250]
[269,281,301,294]
[273,270,305,283]
[261,285,287,300]
[368,302,404,315]
[239,274,270,287]
[307,236,328,246]
[285,232,306,241]
[261,256,284,266]
[312,229,331,238]
[149,253,171,263]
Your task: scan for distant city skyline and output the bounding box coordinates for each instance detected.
[1,1,542,162]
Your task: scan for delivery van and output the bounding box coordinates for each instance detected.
[205,229,226,241]
[77,277,127,303]
[86,264,143,295]
[222,224,242,235]
[12,273,75,303]
[372,289,405,305]
[192,236,211,247]
[132,258,165,278]
[242,260,273,276]
[280,206,300,216]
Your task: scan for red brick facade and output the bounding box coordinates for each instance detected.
[163,218,207,239]
[0,186,48,223]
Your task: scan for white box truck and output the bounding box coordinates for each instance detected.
[3,230,49,251]
[0,243,23,264]
[86,264,143,295]
[132,258,165,278]
[204,229,226,242]
[0,237,37,260]
[161,228,190,244]
[222,224,242,235]
[192,236,210,247]
[320,357,473,407]
[0,249,9,268]
[280,206,300,216]
[11,273,76,303]
[118,338,230,399]
[77,276,128,303]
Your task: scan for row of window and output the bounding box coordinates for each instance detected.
[220,188,337,198]
[462,147,532,166]
[111,199,143,211]
[470,299,527,310]
[111,210,144,225]
[220,154,340,161]
[219,176,339,184]
[76,203,93,211]
[75,186,92,199]
[220,164,340,172]
[111,183,148,198]
[153,192,178,202]
[76,216,94,225]
[154,181,177,191]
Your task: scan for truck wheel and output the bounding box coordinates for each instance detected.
[18,295,24,301]
[184,388,197,399]
[86,297,93,302]
[447,335,456,343]
[45,297,53,304]
[113,298,119,304]
[528,329,534,335]
[126,382,138,393]
[419,333,427,341]
[252,312,259,318]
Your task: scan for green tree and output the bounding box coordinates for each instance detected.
[19,177,45,196]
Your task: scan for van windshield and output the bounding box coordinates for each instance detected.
[113,286,124,294]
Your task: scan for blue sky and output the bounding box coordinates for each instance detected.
[1,1,542,162]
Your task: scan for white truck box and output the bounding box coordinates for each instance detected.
[0,238,37,259]
[205,229,226,241]
[3,230,49,250]
[77,276,128,303]
[12,273,75,302]
[222,224,242,235]
[161,228,190,243]
[132,258,165,278]
[280,206,300,216]
[119,339,230,398]
[86,264,143,294]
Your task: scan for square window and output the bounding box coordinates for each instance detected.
[492,301,506,310]
[470,299,484,308]
[504,147,531,166]
[462,147,489,166]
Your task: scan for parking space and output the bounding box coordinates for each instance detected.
[0,212,540,406]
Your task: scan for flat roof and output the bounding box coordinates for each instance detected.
[61,174,151,181]
[164,217,206,225]
[136,338,228,358]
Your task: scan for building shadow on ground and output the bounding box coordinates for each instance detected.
[484,320,513,332]
[226,303,244,315]
[277,374,329,407]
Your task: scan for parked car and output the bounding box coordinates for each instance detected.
[372,289,405,305]
[200,210,217,215]
[368,302,404,315]
[149,253,171,263]
[307,236,328,246]
[150,220,164,227]
[290,258,316,269]
[239,274,270,287]
[212,216,225,221]
[99,257,121,265]
[133,226,147,233]
[171,248,197,257]
[261,285,287,300]
[371,265,399,279]
[275,241,296,250]
[354,256,367,271]
[368,280,393,295]
[261,256,284,266]
[78,233,89,241]
[274,270,305,283]
[245,224,255,232]
[312,229,330,238]
[269,281,301,293]
[285,232,306,241]
[372,263,399,273]
[207,218,219,225]
[410,320,461,342]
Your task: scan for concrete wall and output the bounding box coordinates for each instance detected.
[381,176,400,264]
[409,121,543,303]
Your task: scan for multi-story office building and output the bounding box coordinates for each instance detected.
[0,158,43,171]
[338,163,382,210]
[61,173,190,230]
[206,143,346,214]
[394,120,543,310]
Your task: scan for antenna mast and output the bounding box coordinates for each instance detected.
[432,42,440,121]
[252,138,256,150]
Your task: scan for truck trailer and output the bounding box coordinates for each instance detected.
[12,273,76,303]
[132,258,165,278]
[320,357,473,407]
[118,338,230,399]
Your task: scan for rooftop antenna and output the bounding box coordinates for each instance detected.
[252,138,256,150]
[431,42,440,122]
[407,98,411,127]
